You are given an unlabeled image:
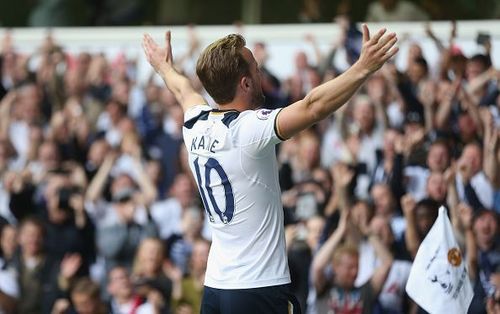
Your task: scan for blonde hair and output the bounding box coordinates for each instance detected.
[132,237,165,276]
[332,244,359,265]
[196,34,249,104]
[71,277,107,314]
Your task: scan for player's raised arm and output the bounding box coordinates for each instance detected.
[275,24,398,140]
[142,31,206,112]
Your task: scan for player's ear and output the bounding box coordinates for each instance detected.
[240,75,251,91]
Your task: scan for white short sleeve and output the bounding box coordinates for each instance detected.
[0,265,19,298]
[233,108,284,154]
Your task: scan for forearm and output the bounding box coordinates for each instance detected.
[435,100,453,129]
[336,185,351,214]
[484,147,498,187]
[368,234,393,294]
[0,290,16,314]
[447,188,460,229]
[404,216,420,258]
[133,159,158,205]
[369,234,393,265]
[26,138,41,163]
[424,104,435,132]
[171,279,183,301]
[305,63,370,120]
[426,29,445,52]
[312,229,344,282]
[374,100,389,129]
[465,100,483,135]
[85,161,112,202]
[323,193,339,217]
[464,228,477,280]
[74,211,87,229]
[467,68,494,95]
[0,107,10,139]
[160,66,196,106]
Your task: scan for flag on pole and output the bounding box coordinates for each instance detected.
[405,206,474,314]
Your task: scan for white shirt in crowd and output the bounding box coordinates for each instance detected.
[456,172,494,209]
[0,259,19,314]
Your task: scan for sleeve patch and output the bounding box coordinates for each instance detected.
[256,109,273,120]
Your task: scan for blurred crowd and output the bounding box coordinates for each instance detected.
[0,18,499,314]
[3,0,500,27]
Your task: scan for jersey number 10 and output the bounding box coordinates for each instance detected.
[193,157,235,224]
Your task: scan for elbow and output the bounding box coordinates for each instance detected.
[311,257,327,285]
[435,116,446,129]
[144,190,158,206]
[303,91,328,122]
[84,193,97,204]
[310,267,322,290]
[384,256,394,268]
[405,238,419,258]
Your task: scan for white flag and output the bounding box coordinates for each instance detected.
[405,206,474,314]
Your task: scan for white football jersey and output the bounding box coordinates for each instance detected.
[183,104,291,289]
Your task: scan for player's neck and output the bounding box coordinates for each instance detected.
[217,100,251,112]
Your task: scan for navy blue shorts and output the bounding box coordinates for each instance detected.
[201,284,301,314]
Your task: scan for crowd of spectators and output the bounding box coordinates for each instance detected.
[0,18,499,314]
[3,0,500,27]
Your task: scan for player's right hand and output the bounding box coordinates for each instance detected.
[356,24,399,75]
[142,31,174,74]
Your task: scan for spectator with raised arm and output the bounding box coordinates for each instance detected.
[13,217,87,314]
[481,109,500,212]
[400,195,440,259]
[312,208,394,314]
[85,139,157,227]
[347,94,386,199]
[370,128,406,203]
[457,203,500,314]
[455,142,494,211]
[95,181,157,275]
[171,239,210,314]
[106,266,161,314]
[132,238,173,314]
[165,207,205,276]
[370,183,405,240]
[403,139,451,201]
[150,173,201,241]
[0,224,17,314]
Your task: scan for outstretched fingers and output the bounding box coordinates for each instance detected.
[143,34,158,52]
[164,30,173,62]
[142,36,151,60]
[362,24,370,44]
[164,31,171,54]
[382,46,399,62]
[376,32,396,50]
[165,30,171,44]
[142,35,151,52]
[378,34,398,55]
[370,28,387,45]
